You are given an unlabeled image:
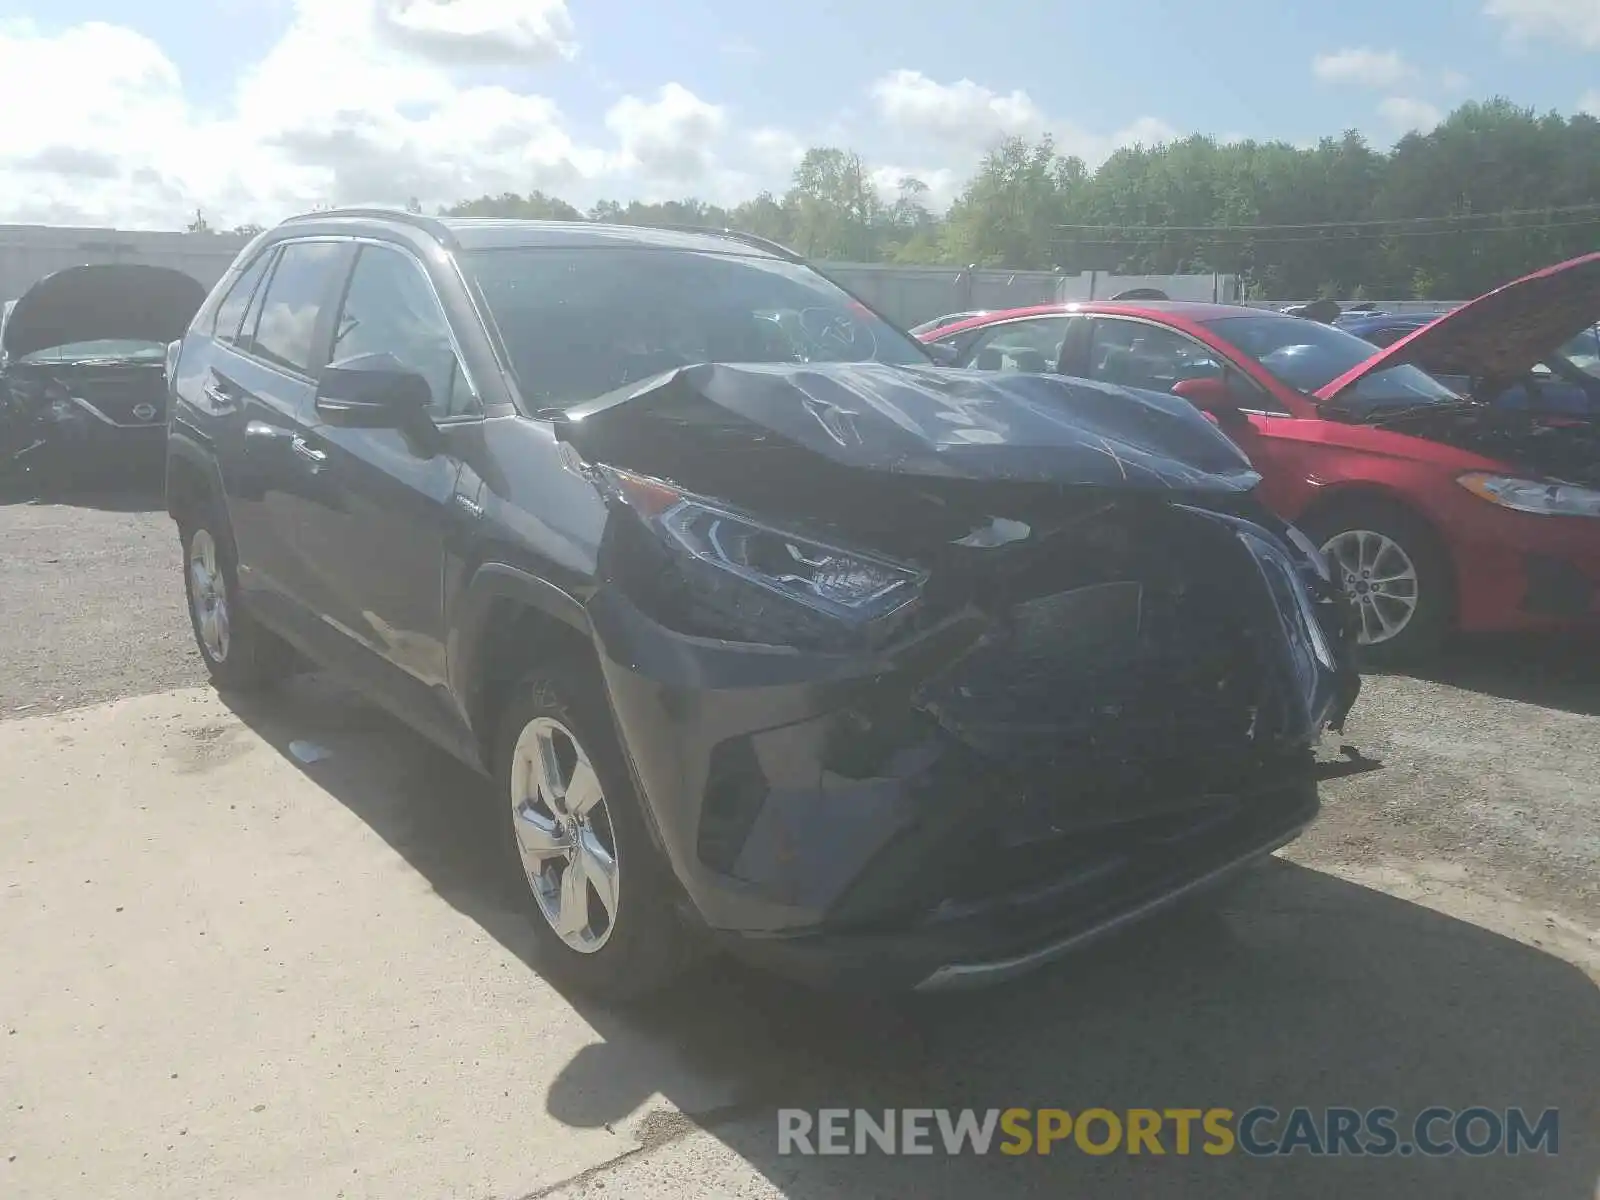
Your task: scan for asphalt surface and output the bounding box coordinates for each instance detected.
[2,487,1598,1198]
[0,490,203,718]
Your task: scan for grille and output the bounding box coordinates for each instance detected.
[67,368,166,424]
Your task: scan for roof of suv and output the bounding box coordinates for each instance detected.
[442,219,785,256]
[278,207,791,258]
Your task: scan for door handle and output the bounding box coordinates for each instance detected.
[291,435,327,465]
[202,383,236,410]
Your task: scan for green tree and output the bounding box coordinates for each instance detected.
[940,136,1084,269]
[284,96,1600,300]
[442,190,583,220]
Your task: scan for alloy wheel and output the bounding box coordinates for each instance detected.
[509,716,620,953]
[1321,527,1419,646]
[188,529,231,663]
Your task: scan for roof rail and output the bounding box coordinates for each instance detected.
[632,222,807,263]
[279,206,455,246]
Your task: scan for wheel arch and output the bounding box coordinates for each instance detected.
[1296,482,1461,627]
[453,563,598,762]
[165,434,224,524]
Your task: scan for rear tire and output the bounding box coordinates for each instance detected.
[1301,498,1452,667]
[494,664,692,1001]
[180,505,295,692]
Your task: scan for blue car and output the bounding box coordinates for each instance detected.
[1336,311,1600,416]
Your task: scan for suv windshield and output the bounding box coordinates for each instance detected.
[1204,313,1462,413]
[16,338,167,365]
[464,246,929,407]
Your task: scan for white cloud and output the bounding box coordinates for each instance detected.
[1379,96,1445,134]
[604,83,727,184]
[373,0,577,65]
[1582,89,1600,115]
[869,164,961,210]
[870,69,1048,149]
[1313,47,1415,89]
[747,128,807,175]
[1484,0,1600,48]
[868,69,1174,167]
[1115,116,1179,149]
[0,17,1177,230]
[0,6,771,227]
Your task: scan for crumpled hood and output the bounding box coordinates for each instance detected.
[2,264,207,360]
[1317,251,1600,401]
[554,361,1260,493]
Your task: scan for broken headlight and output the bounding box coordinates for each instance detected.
[602,466,927,630]
[1282,522,1332,583]
[1237,527,1338,672]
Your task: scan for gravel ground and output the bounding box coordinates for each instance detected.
[0,492,204,718]
[2,490,1596,937]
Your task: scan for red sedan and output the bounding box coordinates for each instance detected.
[919,253,1600,662]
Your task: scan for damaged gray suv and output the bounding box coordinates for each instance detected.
[165,209,1360,998]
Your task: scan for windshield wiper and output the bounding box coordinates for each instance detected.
[44,355,161,367]
[1352,399,1483,425]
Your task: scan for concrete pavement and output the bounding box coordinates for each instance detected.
[0,684,745,1199]
[3,676,1598,1198]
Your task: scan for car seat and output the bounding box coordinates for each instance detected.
[1098,347,1138,387]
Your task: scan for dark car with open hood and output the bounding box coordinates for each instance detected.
[165,210,1360,998]
[1,263,206,489]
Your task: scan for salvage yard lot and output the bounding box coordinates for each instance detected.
[2,493,1598,1199]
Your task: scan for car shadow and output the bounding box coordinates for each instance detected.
[221,674,1600,1200]
[1397,631,1600,717]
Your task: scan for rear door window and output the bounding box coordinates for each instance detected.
[247,241,346,376]
[212,251,274,346]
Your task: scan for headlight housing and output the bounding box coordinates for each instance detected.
[1458,472,1600,518]
[1236,527,1338,672]
[600,466,927,643]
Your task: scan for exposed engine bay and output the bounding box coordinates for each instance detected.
[1368,403,1600,487]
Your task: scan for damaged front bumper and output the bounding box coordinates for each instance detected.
[558,361,1361,990]
[586,524,1355,992]
[0,374,166,483]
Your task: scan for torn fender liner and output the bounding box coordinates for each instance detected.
[2,264,207,360]
[553,361,1261,493]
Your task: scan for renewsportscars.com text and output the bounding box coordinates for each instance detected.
[777,1107,1559,1158]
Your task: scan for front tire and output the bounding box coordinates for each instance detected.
[1302,499,1452,666]
[180,509,295,691]
[494,666,691,1000]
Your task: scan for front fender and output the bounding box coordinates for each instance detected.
[448,561,591,729]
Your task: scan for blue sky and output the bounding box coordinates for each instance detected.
[0,0,1594,227]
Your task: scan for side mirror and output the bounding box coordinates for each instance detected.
[1172,376,1250,428]
[925,341,961,367]
[315,352,433,430]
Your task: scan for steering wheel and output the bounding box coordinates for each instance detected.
[798,307,871,358]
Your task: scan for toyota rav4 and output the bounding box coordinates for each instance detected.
[166,209,1359,998]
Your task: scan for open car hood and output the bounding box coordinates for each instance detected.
[553,361,1260,494]
[1316,251,1600,402]
[2,263,207,360]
